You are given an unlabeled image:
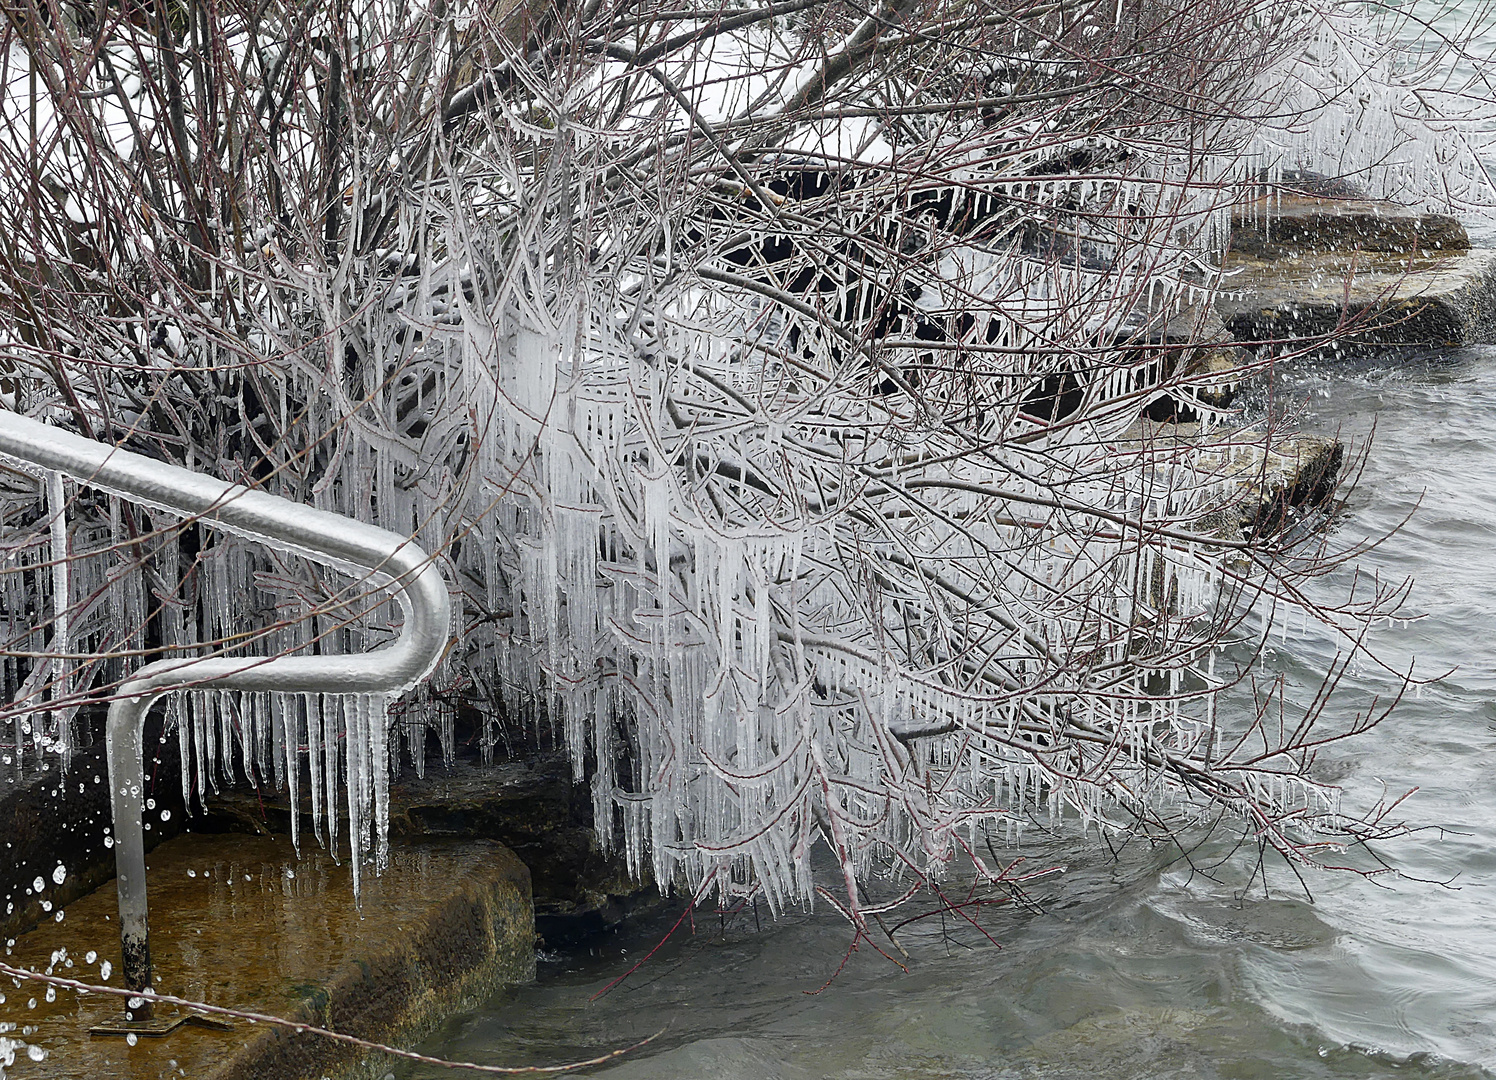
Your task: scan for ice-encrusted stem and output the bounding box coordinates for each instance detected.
[0,412,450,1018]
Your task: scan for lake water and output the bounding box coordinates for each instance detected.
[395,347,1496,1080]
[397,13,1496,1078]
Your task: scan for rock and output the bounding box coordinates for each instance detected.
[1229,193,1469,259]
[1120,302,1248,422]
[1216,191,1495,350]
[1217,247,1496,349]
[1198,430,1344,538]
[1119,421,1344,540]
[1180,347,1242,411]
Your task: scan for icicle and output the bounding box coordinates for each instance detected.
[409,700,427,780]
[306,692,324,847]
[346,693,366,899]
[370,694,391,871]
[238,692,255,788]
[271,692,286,791]
[284,695,301,855]
[192,694,208,813]
[323,694,340,861]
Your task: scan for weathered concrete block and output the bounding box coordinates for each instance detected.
[0,833,533,1079]
[1229,194,1469,259]
[1216,248,1496,348]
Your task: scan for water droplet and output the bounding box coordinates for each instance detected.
[99,961,112,980]
[26,1044,44,1061]
[84,951,96,964]
[50,865,65,886]
[30,878,42,894]
[43,987,54,1003]
[126,1032,137,1047]
[160,810,171,822]
[186,870,196,878]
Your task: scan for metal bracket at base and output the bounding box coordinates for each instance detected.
[88,1012,235,1037]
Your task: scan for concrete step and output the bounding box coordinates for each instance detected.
[1229,194,1469,259]
[1216,247,1496,349]
[0,832,532,1079]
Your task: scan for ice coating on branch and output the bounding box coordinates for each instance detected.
[1241,2,1496,212]
[0,0,1457,914]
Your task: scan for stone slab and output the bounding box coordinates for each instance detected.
[1229,194,1469,258]
[1216,248,1496,348]
[0,832,533,1079]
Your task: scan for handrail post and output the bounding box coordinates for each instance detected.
[105,691,155,1019]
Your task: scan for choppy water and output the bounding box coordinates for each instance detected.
[396,349,1496,1079]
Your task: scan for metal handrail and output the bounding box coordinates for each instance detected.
[0,412,451,1020]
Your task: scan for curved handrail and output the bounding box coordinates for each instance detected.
[0,412,451,1018]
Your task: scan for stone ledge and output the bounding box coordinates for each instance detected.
[0,833,533,1079]
[1216,248,1496,348]
[1229,194,1469,259]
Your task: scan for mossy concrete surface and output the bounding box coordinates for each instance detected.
[0,832,533,1079]
[203,753,662,949]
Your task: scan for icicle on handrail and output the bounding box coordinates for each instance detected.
[0,410,450,1021]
